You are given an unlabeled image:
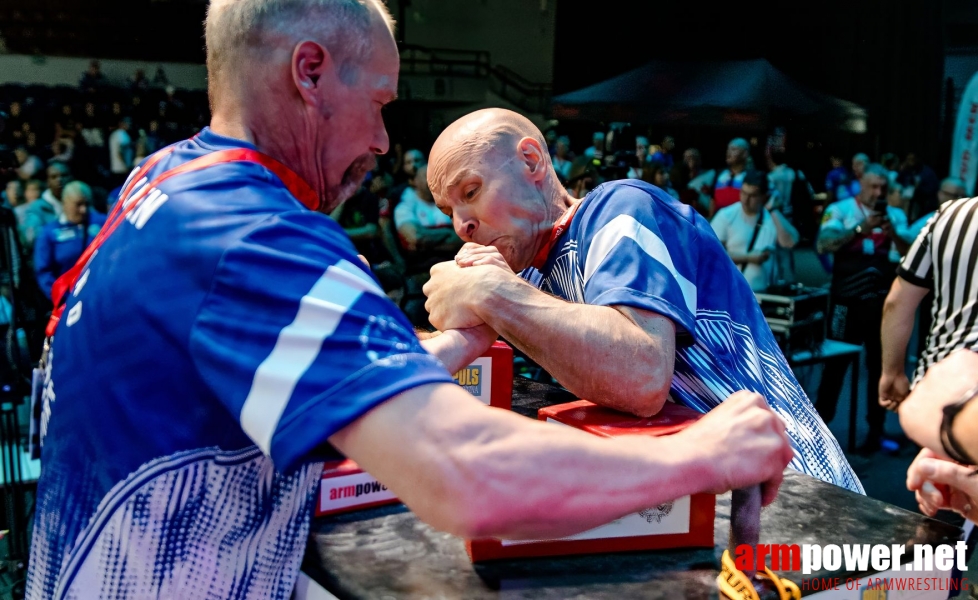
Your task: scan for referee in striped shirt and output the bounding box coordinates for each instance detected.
[880,195,978,408]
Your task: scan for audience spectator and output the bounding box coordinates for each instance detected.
[21,162,70,249]
[565,157,600,199]
[387,148,426,221]
[834,153,868,201]
[17,180,42,226]
[130,68,150,92]
[645,164,680,200]
[544,129,557,156]
[906,178,966,242]
[583,131,605,160]
[648,135,675,170]
[33,181,104,300]
[394,148,424,188]
[13,146,43,182]
[815,163,906,453]
[393,164,463,325]
[673,148,714,215]
[635,136,650,165]
[711,169,799,292]
[108,117,134,187]
[394,164,461,257]
[898,152,941,224]
[767,146,816,283]
[712,138,751,216]
[329,179,401,293]
[152,66,170,88]
[880,152,900,186]
[824,154,848,204]
[552,136,573,181]
[3,180,23,208]
[79,60,106,93]
[23,180,42,204]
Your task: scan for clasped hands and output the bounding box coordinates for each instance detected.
[422,243,514,331]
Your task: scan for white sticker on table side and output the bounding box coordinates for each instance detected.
[455,357,492,404]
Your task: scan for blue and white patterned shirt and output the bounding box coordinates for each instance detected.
[522,180,863,494]
[27,128,455,599]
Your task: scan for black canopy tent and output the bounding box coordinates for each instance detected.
[551,59,867,133]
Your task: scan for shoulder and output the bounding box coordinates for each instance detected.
[577,180,682,224]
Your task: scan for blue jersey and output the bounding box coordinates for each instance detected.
[522,180,863,494]
[27,128,455,599]
[33,212,106,299]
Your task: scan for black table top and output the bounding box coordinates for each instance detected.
[302,378,962,599]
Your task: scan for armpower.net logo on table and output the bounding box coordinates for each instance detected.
[719,542,970,599]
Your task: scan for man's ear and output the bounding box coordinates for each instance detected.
[517,137,547,183]
[292,40,334,106]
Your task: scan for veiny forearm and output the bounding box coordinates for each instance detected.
[330,383,711,540]
[474,276,672,416]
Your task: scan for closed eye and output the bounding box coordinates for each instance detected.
[464,186,479,200]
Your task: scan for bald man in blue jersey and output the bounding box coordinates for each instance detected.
[424,108,862,494]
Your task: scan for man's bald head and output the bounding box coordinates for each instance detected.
[427,108,572,272]
[429,108,551,199]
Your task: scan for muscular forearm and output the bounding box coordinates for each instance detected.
[472,275,673,416]
[330,383,714,540]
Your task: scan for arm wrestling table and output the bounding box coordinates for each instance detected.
[298,378,963,599]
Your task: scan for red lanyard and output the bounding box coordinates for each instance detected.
[530,200,582,270]
[46,146,319,337]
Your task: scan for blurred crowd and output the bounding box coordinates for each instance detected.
[0,61,209,356]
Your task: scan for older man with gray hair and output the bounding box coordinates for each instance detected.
[26,2,793,599]
[33,181,104,299]
[712,137,751,216]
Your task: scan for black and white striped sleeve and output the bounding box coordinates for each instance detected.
[898,212,936,288]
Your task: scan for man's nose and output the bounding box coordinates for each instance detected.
[455,215,477,241]
[372,122,390,156]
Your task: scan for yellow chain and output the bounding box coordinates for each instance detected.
[717,549,801,600]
